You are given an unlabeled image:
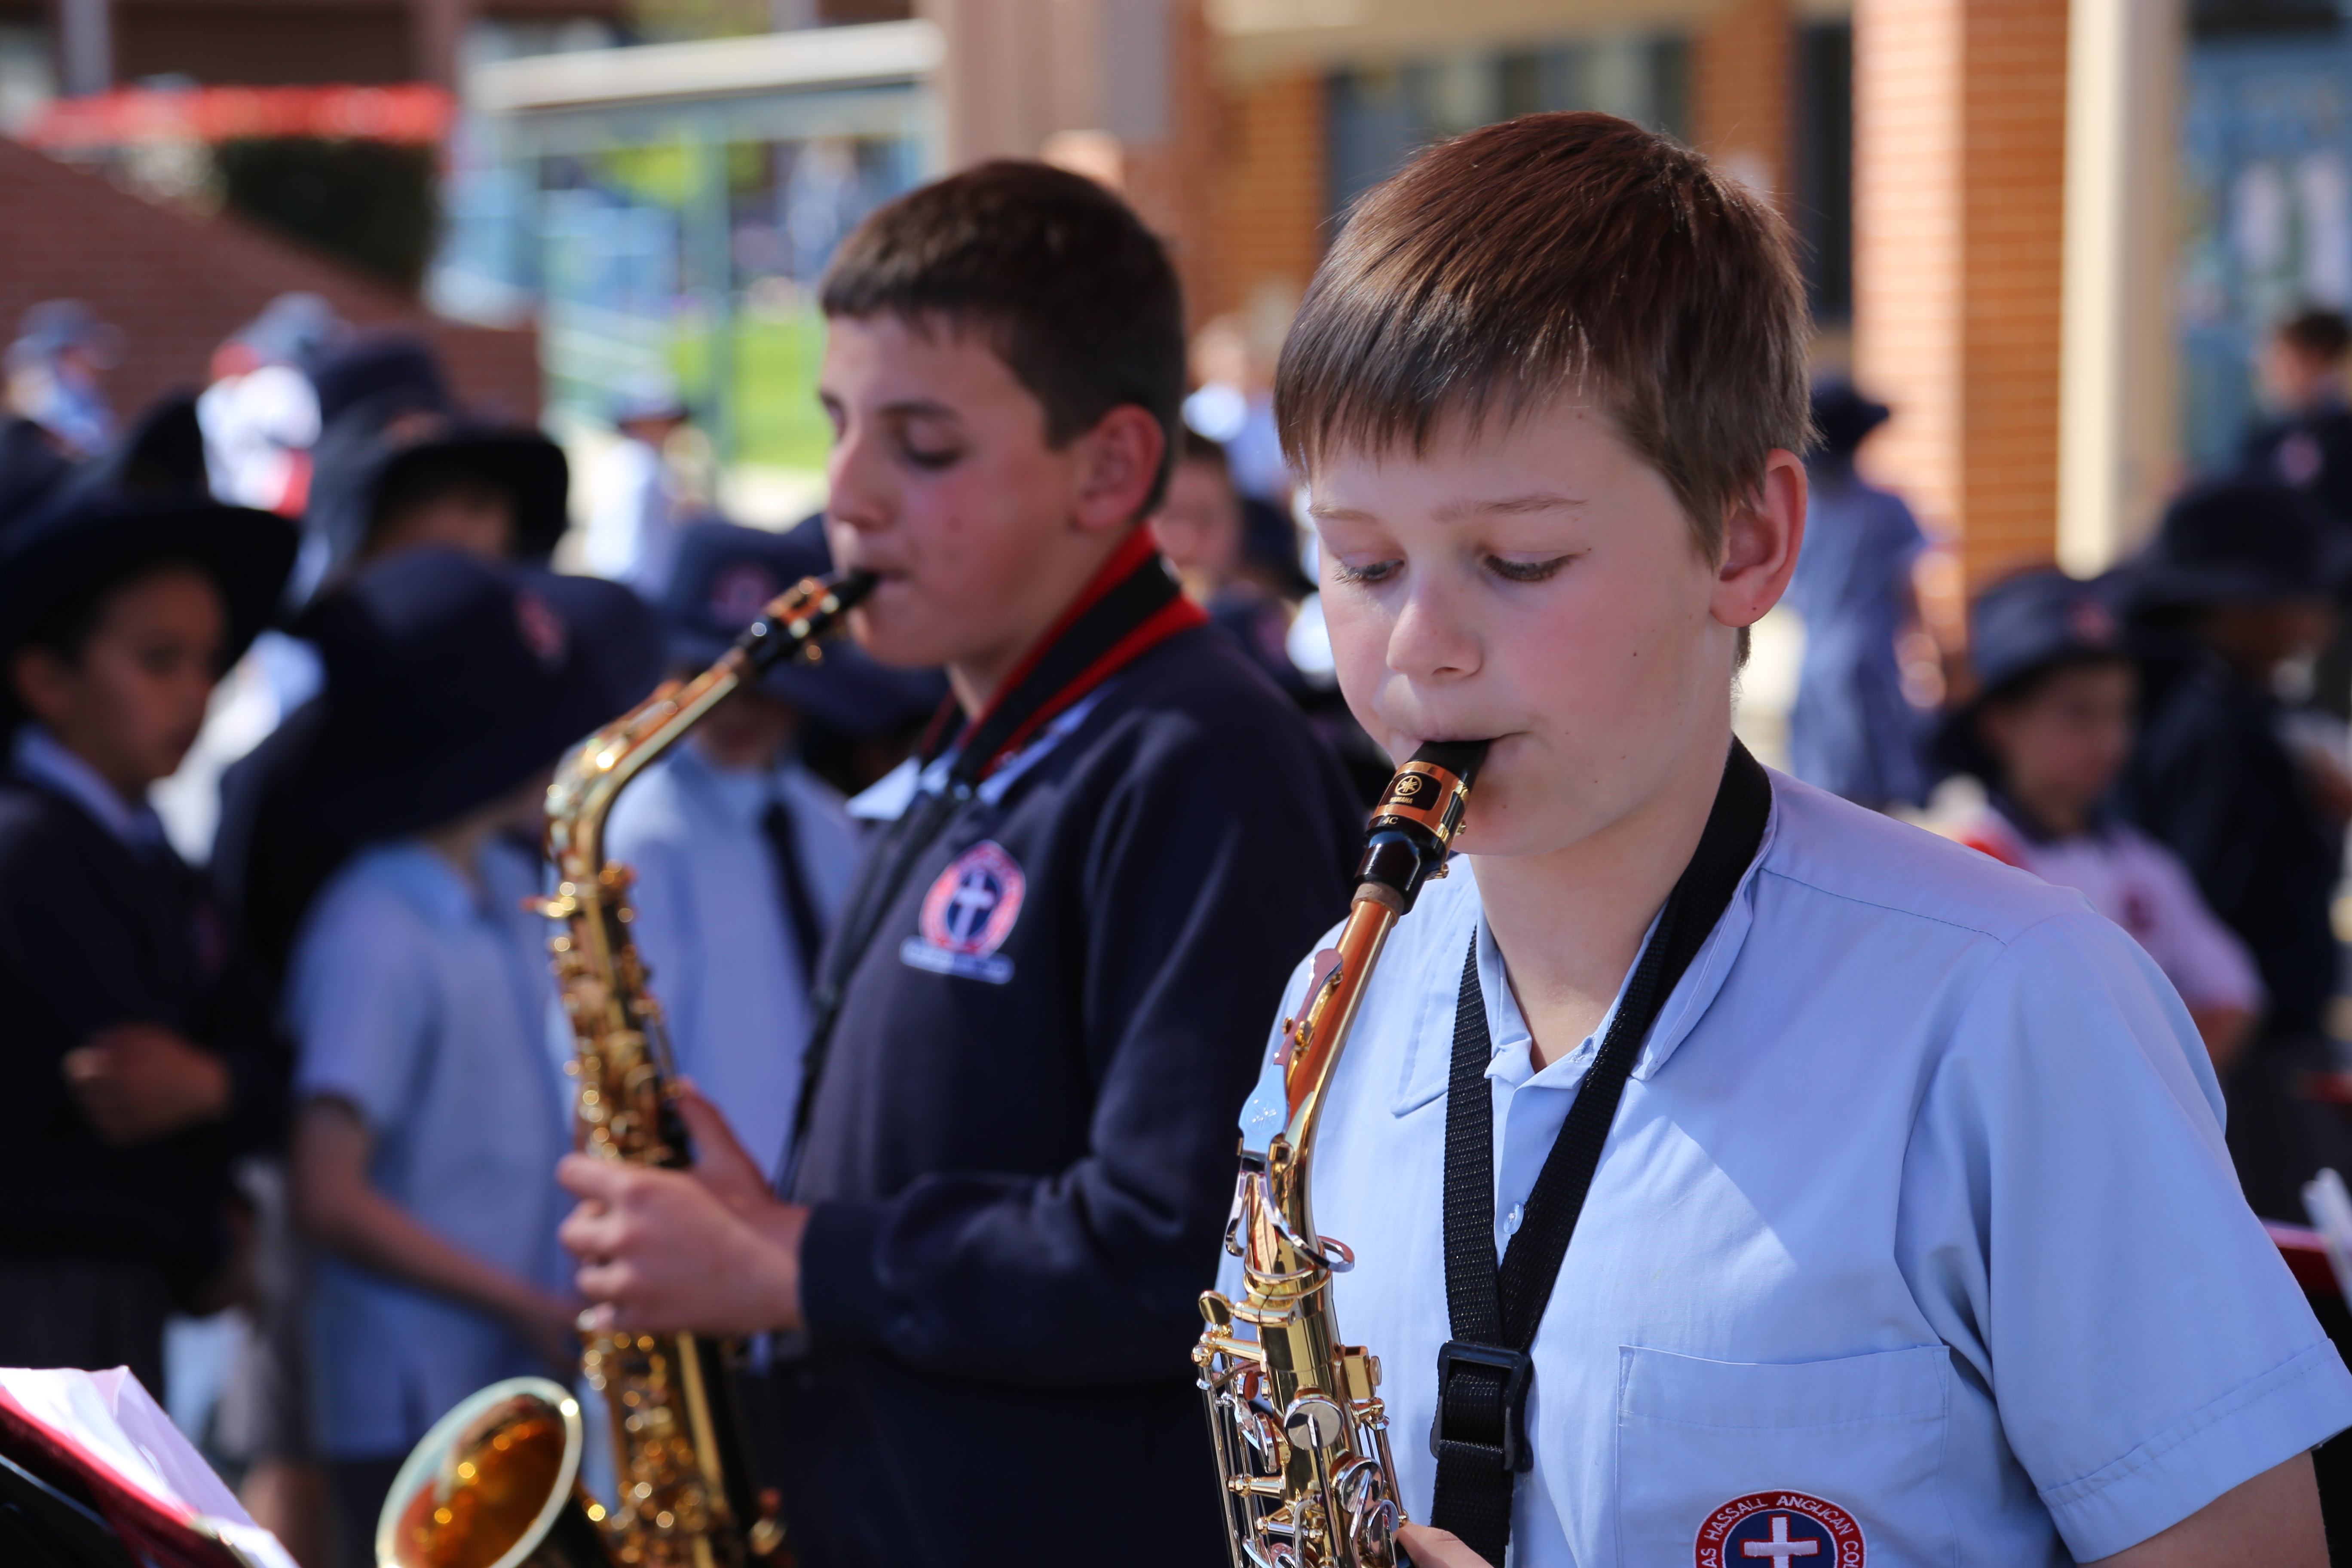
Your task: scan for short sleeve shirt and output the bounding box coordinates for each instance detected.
[605,746,863,1181]
[287,838,573,1458]
[1234,771,2352,1566]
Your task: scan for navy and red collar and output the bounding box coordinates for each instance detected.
[919,528,1205,786]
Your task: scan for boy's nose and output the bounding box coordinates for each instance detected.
[1386,583,1483,683]
[824,429,892,533]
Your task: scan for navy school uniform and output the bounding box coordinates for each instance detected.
[0,730,285,1398]
[774,535,1363,1567]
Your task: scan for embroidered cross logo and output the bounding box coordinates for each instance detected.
[1741,1516,1819,1562]
[944,873,999,941]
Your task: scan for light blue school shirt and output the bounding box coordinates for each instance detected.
[288,836,573,1459]
[1233,770,2352,1566]
[604,745,861,1182]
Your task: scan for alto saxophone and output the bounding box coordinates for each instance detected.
[375,569,876,1568]
[1196,740,1489,1568]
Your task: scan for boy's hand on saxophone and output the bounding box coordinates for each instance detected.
[671,1081,771,1219]
[1394,1524,1492,1568]
[557,1153,808,1338]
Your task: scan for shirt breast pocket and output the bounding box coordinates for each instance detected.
[1614,1344,1955,1568]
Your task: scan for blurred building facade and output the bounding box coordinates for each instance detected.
[17,0,2352,592]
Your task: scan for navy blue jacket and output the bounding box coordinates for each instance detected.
[777,625,1360,1566]
[0,774,285,1275]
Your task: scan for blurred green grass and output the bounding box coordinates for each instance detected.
[671,309,833,471]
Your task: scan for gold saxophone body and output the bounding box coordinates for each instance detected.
[374,569,877,1568]
[1196,740,1488,1568]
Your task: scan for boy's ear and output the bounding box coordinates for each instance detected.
[1069,404,1168,536]
[1712,448,1807,634]
[9,646,68,729]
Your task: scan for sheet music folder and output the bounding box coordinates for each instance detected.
[0,1367,296,1568]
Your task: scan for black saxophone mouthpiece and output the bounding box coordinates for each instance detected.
[1354,738,1492,913]
[737,568,878,674]
[1409,738,1490,785]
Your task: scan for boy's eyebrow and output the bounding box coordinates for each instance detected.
[815,390,962,422]
[1306,492,1587,524]
[1434,492,1589,521]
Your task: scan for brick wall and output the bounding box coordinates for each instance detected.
[0,137,539,428]
[1853,0,2067,589]
[1196,67,1324,332]
[1694,0,1792,199]
[1122,0,1220,332]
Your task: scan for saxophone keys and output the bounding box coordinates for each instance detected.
[1281,1396,1347,1449]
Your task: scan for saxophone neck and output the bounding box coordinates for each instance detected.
[545,569,877,876]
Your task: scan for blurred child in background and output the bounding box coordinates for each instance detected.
[2120,482,2352,1222]
[582,383,696,597]
[0,466,296,1401]
[1785,380,1932,811]
[282,550,643,1568]
[7,301,122,459]
[2243,308,2352,524]
[1941,568,2260,1072]
[2240,309,2352,718]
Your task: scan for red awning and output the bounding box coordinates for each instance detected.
[19,83,453,149]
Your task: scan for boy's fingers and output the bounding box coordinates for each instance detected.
[1394,1525,1492,1568]
[673,1091,750,1163]
[557,1152,624,1200]
[573,1257,637,1305]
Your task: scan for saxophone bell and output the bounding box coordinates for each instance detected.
[1197,740,1489,1568]
[375,1378,610,1568]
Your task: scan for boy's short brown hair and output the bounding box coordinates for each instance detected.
[2278,307,2352,364]
[1277,112,1810,561]
[821,160,1186,513]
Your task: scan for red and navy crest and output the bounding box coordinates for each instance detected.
[708,560,779,628]
[1695,1492,1863,1568]
[900,840,1025,983]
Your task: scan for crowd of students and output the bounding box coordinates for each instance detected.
[1789,327,2352,1233]
[2,113,2351,1568]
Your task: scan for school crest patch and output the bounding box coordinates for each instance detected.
[900,840,1025,984]
[1695,1491,1863,1568]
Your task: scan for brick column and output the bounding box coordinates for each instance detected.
[1694,0,1793,199]
[1122,0,1218,329]
[1853,0,2070,588]
[413,0,466,89]
[1197,68,1325,328]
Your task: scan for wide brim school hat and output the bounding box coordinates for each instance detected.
[528,567,666,718]
[662,517,946,736]
[1933,567,2130,779]
[304,398,569,578]
[1811,380,1892,457]
[0,380,297,650]
[298,549,620,842]
[2119,479,2352,615]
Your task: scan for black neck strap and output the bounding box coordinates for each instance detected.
[778,539,1199,1189]
[1427,742,1773,1562]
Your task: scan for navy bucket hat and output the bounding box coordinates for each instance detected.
[302,336,568,589]
[1935,568,2132,779]
[1810,380,1891,458]
[2122,480,2352,616]
[0,396,299,732]
[300,551,621,840]
[662,519,943,735]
